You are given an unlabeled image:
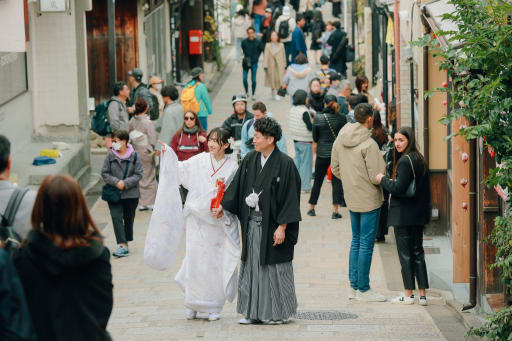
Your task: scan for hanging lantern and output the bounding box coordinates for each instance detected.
[460,178,468,188]
[461,152,469,162]
[461,202,468,210]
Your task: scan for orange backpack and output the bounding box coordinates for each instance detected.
[181,83,201,113]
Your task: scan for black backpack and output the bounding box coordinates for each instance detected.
[149,92,160,121]
[91,100,112,136]
[1,188,29,257]
[278,19,290,39]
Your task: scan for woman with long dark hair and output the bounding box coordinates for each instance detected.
[310,10,325,64]
[170,111,209,161]
[14,175,113,340]
[308,95,347,219]
[375,127,431,305]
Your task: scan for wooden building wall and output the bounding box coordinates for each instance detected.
[86,0,139,104]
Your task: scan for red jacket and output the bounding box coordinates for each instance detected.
[171,130,208,161]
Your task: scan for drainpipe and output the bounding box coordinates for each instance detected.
[463,129,478,310]
[394,0,401,127]
[422,43,429,166]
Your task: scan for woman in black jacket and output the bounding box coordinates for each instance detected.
[14,174,113,341]
[308,95,347,219]
[307,78,325,113]
[376,127,430,306]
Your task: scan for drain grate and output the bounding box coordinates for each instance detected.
[294,311,358,320]
[424,247,440,254]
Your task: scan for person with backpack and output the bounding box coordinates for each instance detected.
[0,135,37,244]
[101,129,143,258]
[107,82,130,133]
[309,55,335,91]
[310,10,325,64]
[127,68,154,115]
[291,13,308,62]
[240,101,287,158]
[327,21,348,77]
[182,67,212,131]
[274,6,296,65]
[129,98,158,212]
[148,76,164,121]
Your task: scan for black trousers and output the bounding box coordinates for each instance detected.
[309,156,345,206]
[376,190,390,239]
[108,198,139,244]
[332,2,341,17]
[394,225,429,290]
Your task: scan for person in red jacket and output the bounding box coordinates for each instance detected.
[171,111,209,161]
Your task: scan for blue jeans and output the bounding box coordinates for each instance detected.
[199,116,208,131]
[243,63,258,95]
[293,141,313,191]
[349,208,381,292]
[253,14,264,34]
[284,41,292,66]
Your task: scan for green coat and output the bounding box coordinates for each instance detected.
[185,80,212,118]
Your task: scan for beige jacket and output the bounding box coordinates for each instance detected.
[331,122,386,213]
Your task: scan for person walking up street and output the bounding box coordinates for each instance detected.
[375,127,431,305]
[289,89,313,192]
[282,53,313,99]
[291,14,307,62]
[327,21,348,77]
[242,27,265,100]
[14,174,113,341]
[320,21,334,57]
[274,6,296,65]
[331,103,387,302]
[240,101,287,158]
[233,5,251,63]
[307,95,346,219]
[252,0,268,34]
[101,129,143,258]
[148,76,165,119]
[129,98,158,211]
[264,31,286,101]
[307,78,325,113]
[310,10,325,64]
[182,67,212,130]
[310,55,334,91]
[332,0,342,18]
[222,94,254,141]
[127,68,154,115]
[157,85,184,147]
[216,117,302,325]
[108,82,130,133]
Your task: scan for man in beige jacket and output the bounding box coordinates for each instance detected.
[331,103,387,302]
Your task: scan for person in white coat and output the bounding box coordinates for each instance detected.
[146,127,240,322]
[274,6,296,65]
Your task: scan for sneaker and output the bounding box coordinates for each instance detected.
[419,296,428,306]
[275,95,282,101]
[208,313,220,321]
[307,209,316,216]
[391,294,415,305]
[348,287,357,300]
[139,205,149,211]
[262,320,283,325]
[113,245,129,258]
[251,95,256,101]
[355,289,387,302]
[332,212,342,219]
[186,309,197,320]
[238,317,258,324]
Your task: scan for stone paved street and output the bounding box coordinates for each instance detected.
[90,48,467,340]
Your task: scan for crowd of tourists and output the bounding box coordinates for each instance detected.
[0,1,432,339]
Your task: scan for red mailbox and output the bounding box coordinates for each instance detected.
[189,30,202,55]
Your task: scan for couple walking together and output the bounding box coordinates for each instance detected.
[145,118,301,324]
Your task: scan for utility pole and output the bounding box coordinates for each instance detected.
[108,0,116,91]
[394,0,401,127]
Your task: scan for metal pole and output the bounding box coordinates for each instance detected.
[108,0,116,91]
[344,0,349,34]
[393,0,401,127]
[382,14,388,127]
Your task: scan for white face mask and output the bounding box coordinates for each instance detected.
[112,142,122,151]
[154,83,162,92]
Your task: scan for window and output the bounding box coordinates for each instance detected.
[0,52,28,106]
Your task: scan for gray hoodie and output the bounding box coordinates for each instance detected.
[331,122,386,213]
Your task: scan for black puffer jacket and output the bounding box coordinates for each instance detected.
[308,91,325,113]
[312,107,347,158]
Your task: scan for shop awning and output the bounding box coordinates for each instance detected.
[421,0,461,49]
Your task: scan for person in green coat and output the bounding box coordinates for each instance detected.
[186,67,213,130]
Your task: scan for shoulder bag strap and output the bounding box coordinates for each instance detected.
[406,154,416,179]
[323,114,337,139]
[122,153,138,180]
[1,188,29,228]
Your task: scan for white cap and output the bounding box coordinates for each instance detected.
[282,6,290,16]
[236,4,243,12]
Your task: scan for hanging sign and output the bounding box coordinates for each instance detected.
[39,0,69,13]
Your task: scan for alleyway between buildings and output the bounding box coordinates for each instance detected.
[90,47,469,341]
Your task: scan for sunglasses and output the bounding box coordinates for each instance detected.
[184,116,195,121]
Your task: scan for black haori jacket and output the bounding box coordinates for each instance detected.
[222,148,302,265]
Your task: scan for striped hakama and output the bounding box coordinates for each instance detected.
[237,211,298,321]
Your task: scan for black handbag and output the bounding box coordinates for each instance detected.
[242,56,252,70]
[277,86,287,97]
[400,154,416,198]
[102,154,137,203]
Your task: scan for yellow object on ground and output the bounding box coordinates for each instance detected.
[40,149,60,158]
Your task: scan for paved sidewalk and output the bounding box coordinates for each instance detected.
[91,48,460,340]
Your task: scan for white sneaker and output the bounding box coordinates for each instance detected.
[251,95,256,101]
[208,313,220,321]
[185,309,197,320]
[419,296,428,306]
[348,287,356,300]
[262,320,283,325]
[238,317,258,324]
[355,289,387,302]
[275,95,282,101]
[391,294,415,305]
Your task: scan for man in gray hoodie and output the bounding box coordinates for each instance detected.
[108,81,130,132]
[331,103,386,303]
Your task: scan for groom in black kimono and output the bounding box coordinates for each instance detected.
[213,117,301,324]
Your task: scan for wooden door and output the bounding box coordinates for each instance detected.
[86,0,139,104]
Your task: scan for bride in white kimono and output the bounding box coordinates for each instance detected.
[144,127,240,321]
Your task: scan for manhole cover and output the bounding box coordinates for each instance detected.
[294,311,358,320]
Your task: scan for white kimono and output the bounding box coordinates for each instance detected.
[144,148,240,314]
